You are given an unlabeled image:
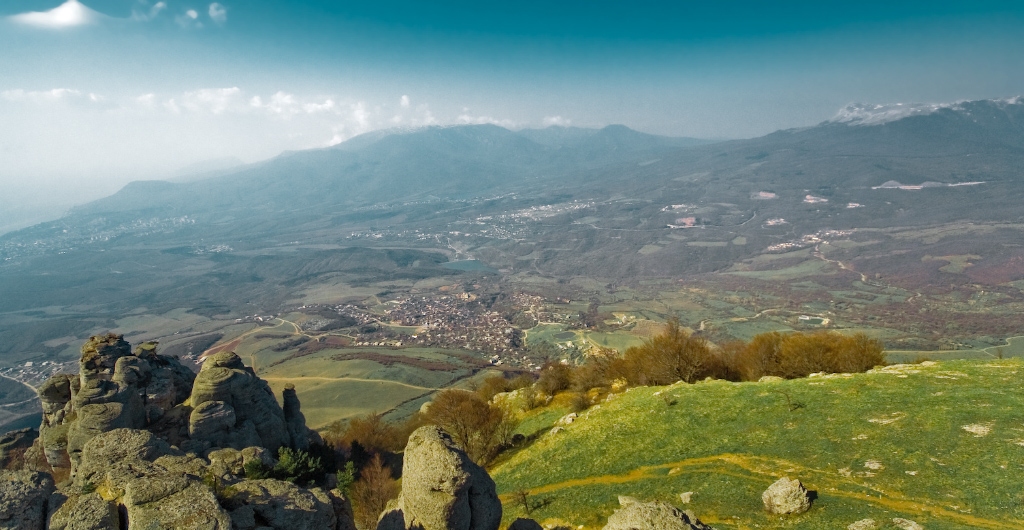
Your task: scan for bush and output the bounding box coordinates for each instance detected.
[242,447,330,485]
[735,331,884,379]
[537,363,573,395]
[352,454,399,530]
[611,319,712,386]
[422,389,519,464]
[529,322,886,395]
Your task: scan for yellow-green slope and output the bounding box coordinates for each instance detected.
[492,360,1024,529]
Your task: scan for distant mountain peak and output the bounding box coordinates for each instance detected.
[830,96,1023,126]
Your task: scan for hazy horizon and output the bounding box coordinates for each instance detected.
[2,0,1023,232]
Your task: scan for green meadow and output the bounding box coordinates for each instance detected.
[492,359,1024,530]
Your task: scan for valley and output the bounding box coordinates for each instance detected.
[3,102,1024,433]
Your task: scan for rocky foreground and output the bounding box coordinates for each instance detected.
[0,334,355,529]
[0,334,725,530]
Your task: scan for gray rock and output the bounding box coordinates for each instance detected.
[761,477,812,515]
[328,489,357,530]
[376,499,406,530]
[207,446,274,480]
[385,426,501,530]
[123,477,232,530]
[224,479,338,530]
[283,385,310,452]
[189,352,292,452]
[0,429,37,469]
[46,492,119,530]
[891,518,924,530]
[603,497,714,530]
[39,334,197,475]
[507,518,543,530]
[0,470,55,530]
[847,519,879,530]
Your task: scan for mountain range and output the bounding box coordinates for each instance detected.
[3,96,1024,365]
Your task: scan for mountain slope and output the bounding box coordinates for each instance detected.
[492,359,1024,530]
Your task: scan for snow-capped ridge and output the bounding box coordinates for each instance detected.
[830,96,1023,126]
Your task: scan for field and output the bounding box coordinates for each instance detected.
[256,347,478,428]
[492,359,1024,530]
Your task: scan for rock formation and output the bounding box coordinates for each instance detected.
[0,470,54,530]
[0,333,356,530]
[761,477,812,515]
[603,497,715,530]
[506,518,543,530]
[0,429,37,469]
[377,426,501,530]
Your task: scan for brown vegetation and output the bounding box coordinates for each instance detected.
[531,320,885,407]
[351,454,400,530]
[421,389,518,465]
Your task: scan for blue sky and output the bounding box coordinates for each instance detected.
[1,0,1024,226]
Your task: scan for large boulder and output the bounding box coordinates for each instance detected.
[38,334,196,474]
[603,497,715,530]
[47,493,119,530]
[0,470,55,530]
[378,426,501,530]
[761,477,812,515]
[188,352,294,452]
[222,479,340,530]
[122,476,232,530]
[74,429,232,529]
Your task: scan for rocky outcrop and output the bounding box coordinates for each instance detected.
[506,519,543,530]
[283,384,310,452]
[0,470,55,530]
[21,334,354,530]
[37,334,197,474]
[187,352,302,453]
[222,479,339,530]
[761,477,812,515]
[47,492,119,530]
[0,429,37,469]
[847,519,879,530]
[377,426,501,530]
[891,518,924,530]
[36,335,318,478]
[73,428,232,530]
[603,497,715,530]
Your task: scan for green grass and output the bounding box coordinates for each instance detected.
[492,359,1024,530]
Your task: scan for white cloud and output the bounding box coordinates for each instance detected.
[176,8,202,28]
[400,95,410,108]
[208,3,227,24]
[2,88,82,102]
[136,93,157,106]
[175,87,242,114]
[303,99,337,114]
[131,1,166,22]
[8,0,104,29]
[457,114,516,128]
[543,115,572,126]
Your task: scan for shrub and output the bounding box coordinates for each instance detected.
[537,362,573,395]
[352,454,399,530]
[273,447,326,485]
[568,392,591,413]
[243,459,272,479]
[422,389,519,464]
[612,319,712,386]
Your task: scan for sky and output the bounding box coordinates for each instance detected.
[1,0,1024,230]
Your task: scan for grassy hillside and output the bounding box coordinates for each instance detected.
[492,359,1024,529]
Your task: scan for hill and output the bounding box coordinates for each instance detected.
[492,359,1024,529]
[5,99,1024,430]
